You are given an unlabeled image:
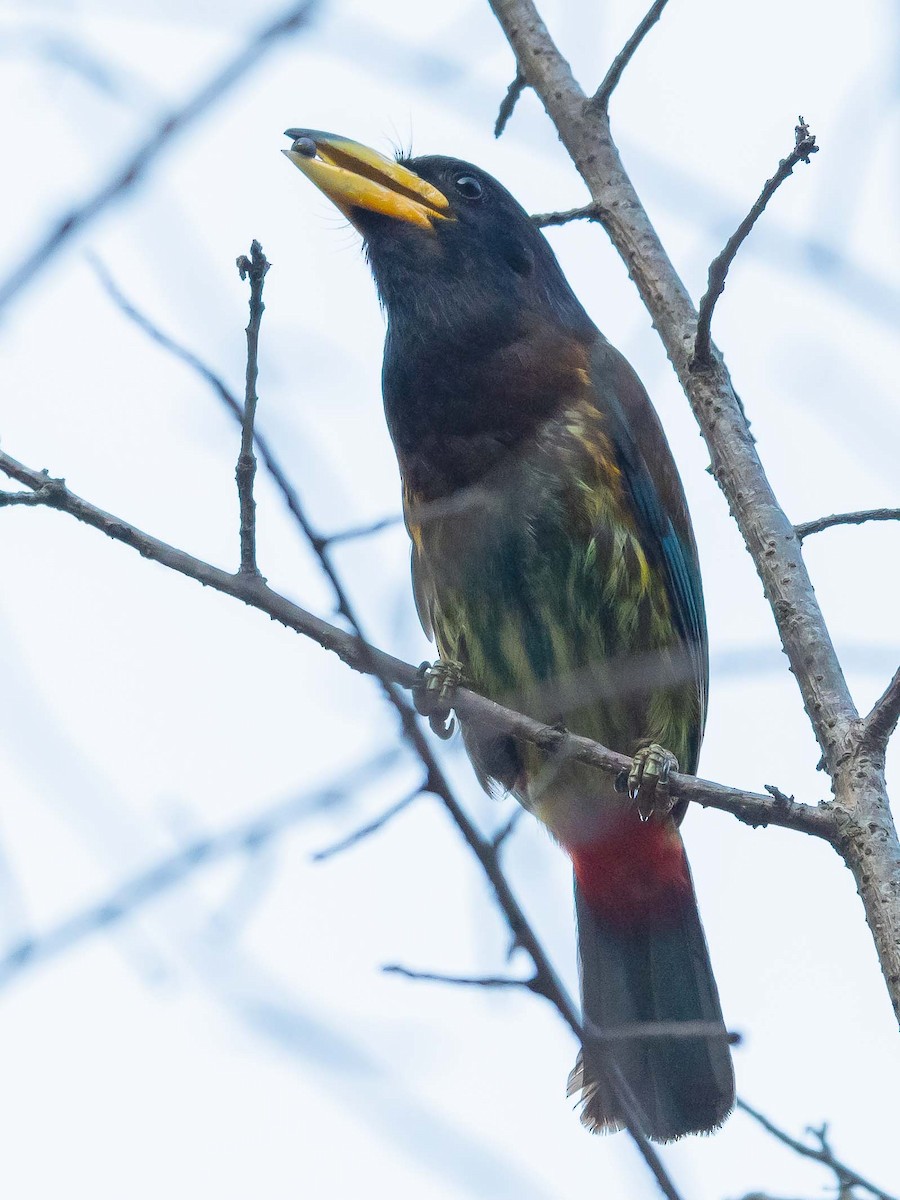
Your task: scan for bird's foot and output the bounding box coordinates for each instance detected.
[627,743,679,820]
[414,659,465,740]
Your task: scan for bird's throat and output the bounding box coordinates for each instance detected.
[383,315,595,501]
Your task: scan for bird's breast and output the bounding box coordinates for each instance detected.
[383,316,598,498]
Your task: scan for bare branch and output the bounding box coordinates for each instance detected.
[312,787,422,862]
[795,508,900,541]
[0,445,836,840]
[862,667,900,754]
[592,0,671,112]
[320,513,404,546]
[0,749,399,991]
[235,241,270,576]
[0,0,317,316]
[0,28,139,101]
[383,964,538,991]
[90,255,243,418]
[737,1099,899,1200]
[692,118,819,370]
[494,71,527,137]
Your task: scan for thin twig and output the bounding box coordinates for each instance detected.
[794,508,900,541]
[90,258,337,572]
[90,255,241,415]
[592,0,670,111]
[0,0,317,315]
[321,513,404,546]
[383,964,538,990]
[737,1099,898,1200]
[531,203,603,228]
[1,29,139,101]
[763,784,795,806]
[312,786,422,861]
[492,807,523,850]
[862,667,900,754]
[494,71,527,137]
[235,242,270,576]
[692,118,818,369]
[0,749,399,991]
[602,1061,674,1190]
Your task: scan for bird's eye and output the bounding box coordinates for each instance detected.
[454,174,483,199]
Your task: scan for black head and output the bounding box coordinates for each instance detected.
[365,154,590,341]
[283,130,591,346]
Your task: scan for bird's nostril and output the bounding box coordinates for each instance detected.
[292,136,317,158]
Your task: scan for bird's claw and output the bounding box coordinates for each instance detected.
[414,659,465,739]
[628,743,679,820]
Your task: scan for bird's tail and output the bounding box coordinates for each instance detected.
[567,820,734,1142]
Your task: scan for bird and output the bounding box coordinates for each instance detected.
[283,128,735,1142]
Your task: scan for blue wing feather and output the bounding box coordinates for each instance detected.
[588,337,708,762]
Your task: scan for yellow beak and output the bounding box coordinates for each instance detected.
[282,129,450,231]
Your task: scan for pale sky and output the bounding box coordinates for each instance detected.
[1,1,898,1197]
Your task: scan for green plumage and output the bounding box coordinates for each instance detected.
[406,375,702,837]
